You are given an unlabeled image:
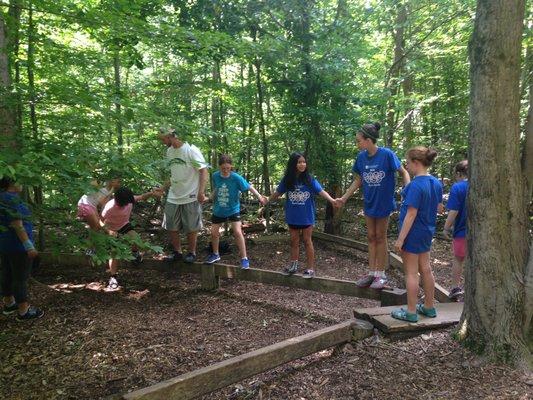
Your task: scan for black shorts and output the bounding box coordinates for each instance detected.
[288,224,312,230]
[212,213,241,224]
[117,223,135,235]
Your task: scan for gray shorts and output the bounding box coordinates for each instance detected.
[162,201,203,233]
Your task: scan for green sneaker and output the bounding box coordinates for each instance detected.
[391,308,418,322]
[416,304,437,318]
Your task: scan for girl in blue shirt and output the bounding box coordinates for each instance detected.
[205,154,267,269]
[392,146,443,322]
[269,153,336,278]
[338,123,410,289]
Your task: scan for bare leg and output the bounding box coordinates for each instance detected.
[232,221,246,258]
[85,212,101,231]
[108,258,119,275]
[168,230,181,253]
[302,226,315,271]
[451,257,464,288]
[374,217,390,272]
[211,224,221,254]
[187,231,198,255]
[365,216,378,271]
[401,251,420,314]
[289,228,300,262]
[418,251,435,309]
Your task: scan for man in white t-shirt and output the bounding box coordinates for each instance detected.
[159,129,208,263]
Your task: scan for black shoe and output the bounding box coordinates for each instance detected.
[132,251,143,266]
[16,306,44,321]
[164,251,183,262]
[2,302,17,315]
[184,252,197,263]
[282,262,298,275]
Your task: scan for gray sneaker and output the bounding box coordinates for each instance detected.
[369,276,387,290]
[355,274,374,288]
[302,269,315,279]
[184,252,197,263]
[283,262,298,275]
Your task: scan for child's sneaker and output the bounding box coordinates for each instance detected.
[107,276,119,290]
[16,306,44,321]
[85,248,96,257]
[369,276,387,290]
[204,253,221,264]
[240,258,250,270]
[184,252,197,263]
[282,262,298,275]
[302,269,315,279]
[416,304,437,318]
[448,286,463,300]
[2,302,17,315]
[132,251,143,266]
[391,308,418,322]
[164,251,183,262]
[355,274,374,288]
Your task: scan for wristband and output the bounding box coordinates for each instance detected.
[23,239,35,251]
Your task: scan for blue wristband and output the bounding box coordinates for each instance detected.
[23,239,35,251]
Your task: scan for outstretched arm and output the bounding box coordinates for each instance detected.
[338,175,362,205]
[318,190,336,205]
[249,185,267,206]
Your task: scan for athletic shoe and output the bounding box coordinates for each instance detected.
[391,308,418,322]
[416,304,437,318]
[184,252,197,263]
[204,253,221,264]
[302,269,315,279]
[85,248,96,257]
[282,262,299,275]
[2,303,17,315]
[164,251,183,262]
[16,306,44,321]
[240,258,250,270]
[132,251,143,266]
[369,276,387,290]
[448,286,464,300]
[107,276,119,290]
[355,274,374,288]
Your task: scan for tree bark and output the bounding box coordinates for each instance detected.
[0,10,17,149]
[462,0,530,366]
[113,49,123,157]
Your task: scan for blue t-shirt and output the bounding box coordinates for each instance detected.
[0,191,33,253]
[276,177,323,226]
[447,179,468,238]
[399,175,443,254]
[212,171,250,217]
[352,147,402,218]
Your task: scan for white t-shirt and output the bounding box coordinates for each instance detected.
[78,187,113,208]
[166,143,207,205]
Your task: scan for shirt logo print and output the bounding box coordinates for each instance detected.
[288,189,310,205]
[362,170,385,186]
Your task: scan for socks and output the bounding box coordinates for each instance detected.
[372,270,386,278]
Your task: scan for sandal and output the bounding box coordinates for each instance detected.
[416,304,437,318]
[391,308,418,322]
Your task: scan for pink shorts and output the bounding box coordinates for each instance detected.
[452,237,467,260]
[77,203,98,220]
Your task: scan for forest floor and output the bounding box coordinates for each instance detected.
[0,203,531,400]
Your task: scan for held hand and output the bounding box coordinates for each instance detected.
[334,198,345,208]
[259,195,268,206]
[394,238,404,254]
[152,187,165,197]
[27,249,39,259]
[197,192,207,204]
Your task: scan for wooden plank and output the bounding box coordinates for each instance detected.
[200,264,219,291]
[214,263,382,300]
[312,231,369,252]
[354,302,463,334]
[122,319,373,400]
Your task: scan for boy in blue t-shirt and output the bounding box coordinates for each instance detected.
[392,147,443,323]
[204,155,267,268]
[269,152,337,278]
[443,160,468,300]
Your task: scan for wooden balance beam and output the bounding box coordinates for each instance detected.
[117,319,373,400]
[39,253,406,306]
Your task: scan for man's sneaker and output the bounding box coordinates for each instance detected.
[302,269,315,279]
[107,276,119,290]
[164,251,183,262]
[184,252,197,263]
[16,306,44,321]
[355,274,374,288]
[449,286,464,300]
[132,251,143,266]
[282,262,298,276]
[85,248,96,257]
[204,253,221,264]
[240,258,250,270]
[369,276,387,290]
[2,302,17,315]
[391,308,418,323]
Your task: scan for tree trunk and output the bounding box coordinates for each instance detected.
[0,11,17,149]
[461,0,530,366]
[8,0,21,135]
[113,49,123,156]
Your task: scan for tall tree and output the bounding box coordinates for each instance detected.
[461,0,531,366]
